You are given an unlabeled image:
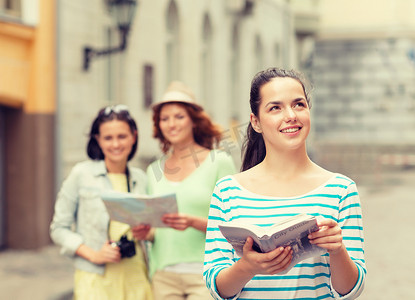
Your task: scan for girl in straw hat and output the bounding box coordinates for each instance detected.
[133,81,236,300]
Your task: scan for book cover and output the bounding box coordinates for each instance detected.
[218,214,327,273]
[100,191,178,227]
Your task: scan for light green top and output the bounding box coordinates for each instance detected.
[146,150,236,277]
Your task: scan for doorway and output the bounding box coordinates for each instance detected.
[0,106,5,248]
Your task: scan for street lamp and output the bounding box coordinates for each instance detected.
[83,0,138,71]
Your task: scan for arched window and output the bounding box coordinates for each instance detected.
[166,0,180,83]
[230,22,240,121]
[254,34,264,74]
[201,13,212,111]
[274,42,281,66]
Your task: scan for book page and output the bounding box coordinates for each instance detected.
[262,218,327,273]
[218,225,263,256]
[266,213,312,234]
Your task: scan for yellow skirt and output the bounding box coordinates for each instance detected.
[73,221,153,300]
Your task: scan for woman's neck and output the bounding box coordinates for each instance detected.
[261,147,312,179]
[105,159,127,174]
[170,141,201,160]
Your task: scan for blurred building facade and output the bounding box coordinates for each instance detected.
[0,0,55,249]
[57,0,303,177]
[1,0,321,249]
[303,0,415,182]
[6,0,413,250]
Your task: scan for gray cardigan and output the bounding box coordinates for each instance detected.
[50,160,147,275]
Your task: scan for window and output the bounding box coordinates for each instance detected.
[166,0,180,84]
[254,34,264,74]
[230,22,240,121]
[274,42,281,66]
[0,0,21,18]
[201,13,212,112]
[143,64,154,109]
[0,106,5,248]
[106,27,116,103]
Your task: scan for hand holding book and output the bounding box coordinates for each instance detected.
[218,214,327,274]
[308,218,345,255]
[239,237,294,276]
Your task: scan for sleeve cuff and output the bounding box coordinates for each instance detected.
[207,266,241,300]
[330,263,365,299]
[60,235,84,257]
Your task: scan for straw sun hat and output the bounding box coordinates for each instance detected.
[152,81,203,112]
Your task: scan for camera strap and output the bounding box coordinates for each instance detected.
[126,168,131,192]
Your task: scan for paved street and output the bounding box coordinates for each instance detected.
[0,244,73,300]
[358,168,415,300]
[0,168,414,300]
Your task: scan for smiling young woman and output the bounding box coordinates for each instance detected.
[203,68,366,300]
[50,106,153,300]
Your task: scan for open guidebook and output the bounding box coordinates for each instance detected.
[100,191,178,227]
[218,213,327,273]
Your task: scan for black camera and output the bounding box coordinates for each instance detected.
[113,235,136,258]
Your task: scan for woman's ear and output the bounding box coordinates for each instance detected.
[250,113,262,133]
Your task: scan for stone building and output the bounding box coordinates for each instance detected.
[304,0,415,183]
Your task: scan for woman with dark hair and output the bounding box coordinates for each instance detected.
[132,81,236,300]
[204,68,366,299]
[50,105,153,300]
[241,69,312,172]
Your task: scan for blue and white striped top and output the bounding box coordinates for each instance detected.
[203,174,366,300]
